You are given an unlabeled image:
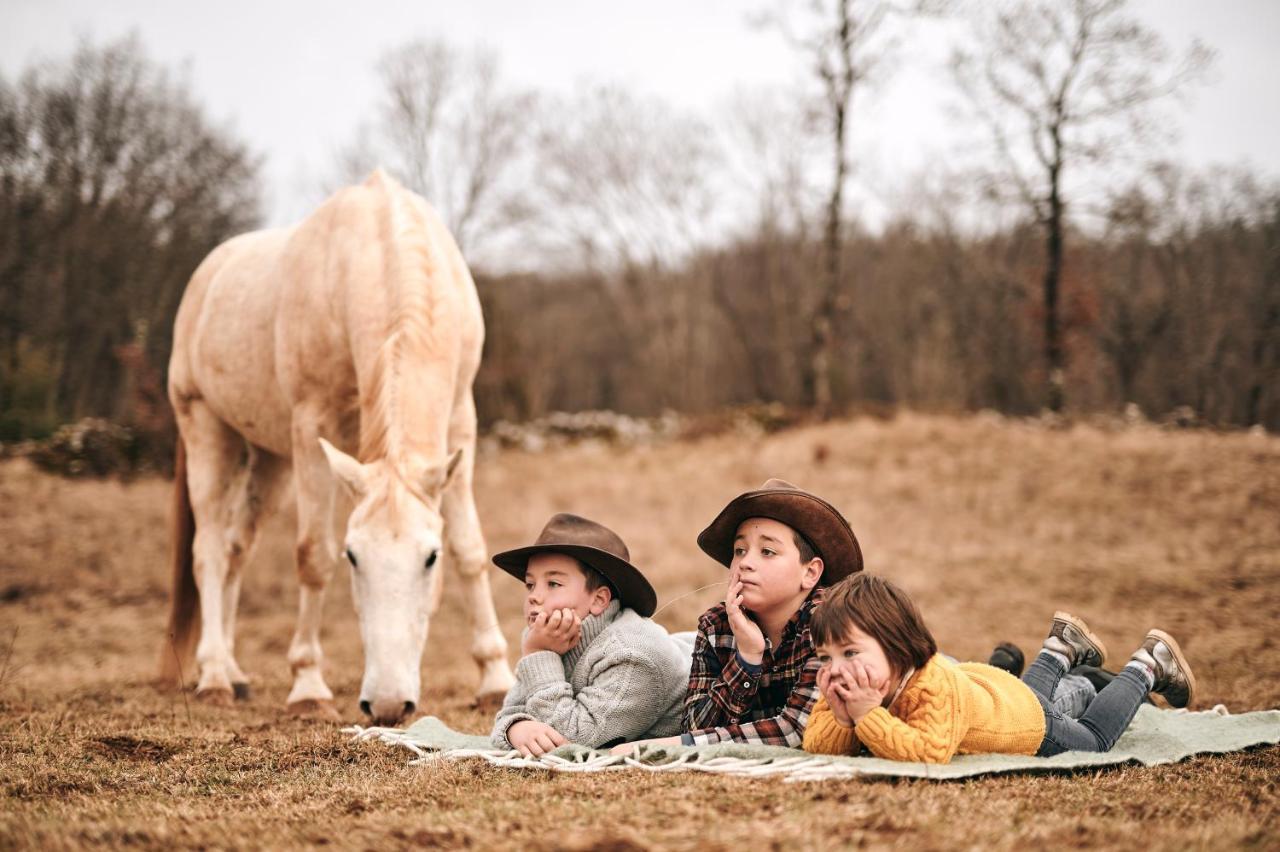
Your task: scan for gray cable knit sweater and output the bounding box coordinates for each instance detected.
[491,601,693,749]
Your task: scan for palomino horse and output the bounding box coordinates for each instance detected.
[160,170,514,724]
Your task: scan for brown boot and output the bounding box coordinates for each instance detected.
[1130,629,1196,709]
[1042,611,1108,669]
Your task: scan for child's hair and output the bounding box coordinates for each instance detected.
[571,558,617,600]
[810,573,937,676]
[792,529,818,564]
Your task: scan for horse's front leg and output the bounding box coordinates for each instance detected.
[220,448,289,701]
[285,412,343,720]
[443,399,514,705]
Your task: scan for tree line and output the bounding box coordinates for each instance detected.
[2,1,1276,446]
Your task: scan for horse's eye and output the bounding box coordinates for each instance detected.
[345,547,358,569]
[425,549,439,570]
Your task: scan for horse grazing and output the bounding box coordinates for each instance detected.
[160,170,514,724]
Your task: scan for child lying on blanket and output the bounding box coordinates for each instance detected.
[610,479,1095,757]
[489,513,691,757]
[615,478,865,754]
[802,572,1197,763]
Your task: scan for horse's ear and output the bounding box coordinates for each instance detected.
[319,438,369,497]
[419,448,464,495]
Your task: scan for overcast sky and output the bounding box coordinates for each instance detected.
[3,0,1277,237]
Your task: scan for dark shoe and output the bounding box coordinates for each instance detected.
[1043,611,1108,669]
[988,642,1025,676]
[1131,629,1196,709]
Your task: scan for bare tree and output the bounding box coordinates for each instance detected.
[951,0,1212,411]
[719,87,821,240]
[761,0,929,416]
[0,35,260,433]
[336,39,535,262]
[530,84,720,275]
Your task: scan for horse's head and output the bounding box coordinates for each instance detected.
[319,438,461,725]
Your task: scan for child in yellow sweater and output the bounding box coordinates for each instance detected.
[802,573,1197,763]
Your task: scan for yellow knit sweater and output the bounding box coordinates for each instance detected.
[802,655,1046,763]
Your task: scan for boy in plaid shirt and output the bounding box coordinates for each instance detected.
[614,479,863,752]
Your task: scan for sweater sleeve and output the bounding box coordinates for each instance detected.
[490,673,536,749]
[801,696,859,755]
[852,668,965,764]
[519,640,667,749]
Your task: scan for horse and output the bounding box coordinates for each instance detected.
[159,169,514,724]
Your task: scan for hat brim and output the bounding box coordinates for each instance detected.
[493,544,658,618]
[696,489,862,586]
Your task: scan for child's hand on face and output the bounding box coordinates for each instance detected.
[817,665,856,728]
[830,658,889,723]
[522,608,582,655]
[507,720,567,757]
[725,567,766,664]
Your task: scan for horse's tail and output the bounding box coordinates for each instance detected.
[159,435,199,685]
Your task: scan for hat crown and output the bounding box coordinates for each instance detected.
[696,478,864,585]
[534,513,630,562]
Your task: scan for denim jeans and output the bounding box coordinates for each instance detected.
[1052,672,1097,719]
[1023,652,1149,756]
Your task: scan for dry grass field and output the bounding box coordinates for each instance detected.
[2,412,1278,850]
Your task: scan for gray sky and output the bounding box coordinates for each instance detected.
[3,0,1278,236]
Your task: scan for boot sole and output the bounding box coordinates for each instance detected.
[1147,629,1196,708]
[1053,611,1108,667]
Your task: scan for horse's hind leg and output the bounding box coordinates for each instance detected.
[179,401,261,704]
[443,395,514,704]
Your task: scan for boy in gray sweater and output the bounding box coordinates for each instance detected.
[490,513,692,756]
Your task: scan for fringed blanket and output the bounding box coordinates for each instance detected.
[347,703,1280,781]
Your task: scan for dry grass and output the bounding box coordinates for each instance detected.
[2,411,1278,850]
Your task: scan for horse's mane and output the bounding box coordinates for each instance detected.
[357,171,445,469]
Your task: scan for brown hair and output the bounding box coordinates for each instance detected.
[572,558,616,600]
[792,529,817,564]
[810,573,937,677]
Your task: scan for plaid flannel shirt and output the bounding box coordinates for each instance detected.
[680,586,825,747]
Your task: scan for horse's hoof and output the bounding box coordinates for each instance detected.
[471,691,505,715]
[287,698,341,721]
[232,682,251,701]
[196,687,235,707]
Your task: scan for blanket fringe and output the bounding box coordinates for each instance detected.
[344,725,844,779]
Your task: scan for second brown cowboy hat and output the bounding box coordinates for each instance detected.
[696,478,863,585]
[492,513,658,617]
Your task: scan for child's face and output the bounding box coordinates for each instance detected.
[523,553,609,624]
[730,517,823,615]
[814,621,895,687]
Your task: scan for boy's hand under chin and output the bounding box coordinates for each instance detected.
[725,567,766,665]
[522,607,583,655]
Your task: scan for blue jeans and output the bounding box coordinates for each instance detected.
[1023,652,1149,756]
[1053,672,1096,719]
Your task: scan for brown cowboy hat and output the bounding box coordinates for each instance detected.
[492,513,657,617]
[696,478,863,585]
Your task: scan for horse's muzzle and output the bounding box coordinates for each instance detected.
[360,698,416,725]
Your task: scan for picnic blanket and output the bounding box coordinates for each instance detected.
[347,703,1280,781]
